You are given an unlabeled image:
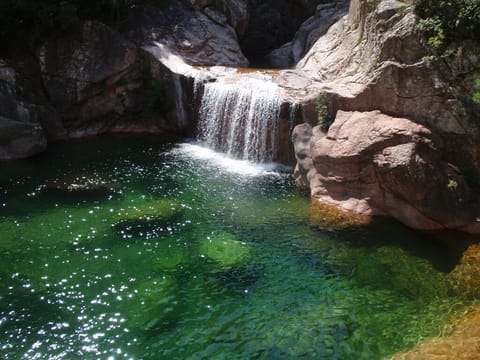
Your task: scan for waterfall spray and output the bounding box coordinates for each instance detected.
[196,76,282,162]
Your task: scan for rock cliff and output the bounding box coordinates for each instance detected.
[290,0,480,233]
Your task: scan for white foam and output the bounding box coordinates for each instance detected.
[196,76,282,162]
[170,143,288,177]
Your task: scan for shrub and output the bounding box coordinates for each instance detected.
[473,79,480,104]
[316,92,333,131]
[415,0,480,48]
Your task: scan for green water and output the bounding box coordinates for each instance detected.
[0,136,472,359]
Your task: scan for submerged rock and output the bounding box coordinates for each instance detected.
[199,231,251,267]
[309,199,371,230]
[0,62,47,160]
[114,200,183,222]
[46,173,117,195]
[390,307,480,360]
[112,200,184,239]
[126,276,179,332]
[153,241,190,270]
[449,243,480,300]
[356,246,449,299]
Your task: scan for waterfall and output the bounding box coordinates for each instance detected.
[196,76,282,162]
[172,74,187,129]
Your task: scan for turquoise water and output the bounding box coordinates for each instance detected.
[0,136,472,359]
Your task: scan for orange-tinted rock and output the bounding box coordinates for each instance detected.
[390,307,480,360]
[293,111,480,233]
[449,243,480,299]
[309,198,371,229]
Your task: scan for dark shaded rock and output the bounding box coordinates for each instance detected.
[266,0,349,68]
[0,62,47,160]
[0,118,47,161]
[240,0,329,64]
[123,2,248,67]
[38,20,187,137]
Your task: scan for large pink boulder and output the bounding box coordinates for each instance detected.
[294,110,480,233]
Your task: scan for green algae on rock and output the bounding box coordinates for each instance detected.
[357,246,450,300]
[113,199,184,222]
[390,306,480,360]
[309,200,372,230]
[153,241,190,270]
[112,199,185,239]
[126,275,179,332]
[199,232,252,268]
[449,243,480,300]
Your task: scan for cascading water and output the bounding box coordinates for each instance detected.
[196,76,282,162]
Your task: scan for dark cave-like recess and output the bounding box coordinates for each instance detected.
[240,0,327,66]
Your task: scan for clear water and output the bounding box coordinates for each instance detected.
[0,136,472,359]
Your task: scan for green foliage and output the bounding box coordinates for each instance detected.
[447,179,458,190]
[473,79,480,104]
[417,17,445,50]
[415,0,480,50]
[316,92,333,131]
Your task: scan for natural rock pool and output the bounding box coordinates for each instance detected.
[0,136,475,359]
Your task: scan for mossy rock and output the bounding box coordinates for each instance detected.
[448,243,480,299]
[45,173,119,201]
[126,275,179,332]
[112,199,184,239]
[113,199,183,222]
[356,246,449,299]
[0,219,19,248]
[309,201,371,230]
[221,195,310,228]
[199,232,251,268]
[153,241,190,270]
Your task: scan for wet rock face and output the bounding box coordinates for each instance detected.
[39,21,144,136]
[38,20,186,137]
[293,111,480,233]
[0,62,47,160]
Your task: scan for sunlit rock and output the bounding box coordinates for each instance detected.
[294,111,480,234]
[390,307,480,360]
[309,200,371,230]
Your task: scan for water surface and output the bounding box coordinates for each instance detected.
[0,136,472,359]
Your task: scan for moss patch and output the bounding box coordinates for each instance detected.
[449,243,480,299]
[127,275,178,332]
[309,201,372,230]
[357,246,449,300]
[199,232,251,268]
